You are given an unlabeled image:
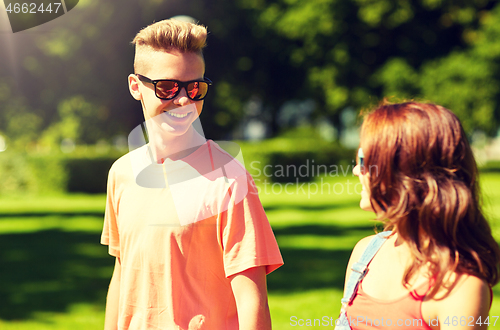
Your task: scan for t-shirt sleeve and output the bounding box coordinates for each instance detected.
[221,172,283,277]
[101,165,120,258]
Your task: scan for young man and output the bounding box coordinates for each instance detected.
[101,19,283,330]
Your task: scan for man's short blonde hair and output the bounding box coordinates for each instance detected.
[132,19,208,74]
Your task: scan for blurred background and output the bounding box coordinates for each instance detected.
[1,0,500,329]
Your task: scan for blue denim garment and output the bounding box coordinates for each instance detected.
[334,231,392,330]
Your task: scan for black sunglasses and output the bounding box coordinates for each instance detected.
[136,74,212,101]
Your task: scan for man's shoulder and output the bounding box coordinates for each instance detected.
[206,140,248,178]
[109,152,131,172]
[109,146,147,177]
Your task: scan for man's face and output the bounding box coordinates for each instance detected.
[129,49,205,137]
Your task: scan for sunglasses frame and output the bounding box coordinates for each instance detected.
[136,74,212,101]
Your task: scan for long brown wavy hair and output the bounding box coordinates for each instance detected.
[360,100,500,298]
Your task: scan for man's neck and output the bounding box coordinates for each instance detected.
[148,127,206,164]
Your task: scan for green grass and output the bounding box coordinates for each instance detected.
[0,174,499,329]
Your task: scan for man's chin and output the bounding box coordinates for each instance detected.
[155,119,193,137]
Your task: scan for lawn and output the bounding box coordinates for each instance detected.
[0,173,499,329]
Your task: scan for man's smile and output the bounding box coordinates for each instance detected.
[166,111,189,118]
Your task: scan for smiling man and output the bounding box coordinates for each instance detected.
[101,19,283,330]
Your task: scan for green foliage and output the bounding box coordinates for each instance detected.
[36,28,83,60]
[6,134,499,195]
[373,4,500,136]
[0,151,66,195]
[239,129,355,183]
[374,58,419,99]
[2,99,43,150]
[27,153,68,194]
[65,156,116,194]
[474,5,500,60]
[420,52,498,135]
[480,160,500,173]
[355,0,414,28]
[0,151,37,194]
[0,148,123,195]
[40,96,104,148]
[2,0,500,148]
[239,0,500,135]
[0,135,353,194]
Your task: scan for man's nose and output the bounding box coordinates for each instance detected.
[172,87,193,106]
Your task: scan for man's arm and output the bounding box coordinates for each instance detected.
[104,257,121,330]
[230,266,272,330]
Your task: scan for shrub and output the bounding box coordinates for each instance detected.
[0,148,123,195]
[0,137,356,194]
[237,138,355,183]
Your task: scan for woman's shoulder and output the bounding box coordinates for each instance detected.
[352,235,376,257]
[422,273,491,324]
[437,274,490,303]
[343,235,377,286]
[345,235,377,272]
[350,232,392,261]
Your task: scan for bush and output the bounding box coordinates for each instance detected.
[480,161,500,173]
[0,148,124,195]
[0,137,355,194]
[0,151,66,195]
[64,156,117,193]
[27,153,68,194]
[237,138,355,183]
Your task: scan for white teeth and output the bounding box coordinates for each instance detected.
[167,112,188,118]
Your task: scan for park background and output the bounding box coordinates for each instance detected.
[1,0,500,328]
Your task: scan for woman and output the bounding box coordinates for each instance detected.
[337,101,500,330]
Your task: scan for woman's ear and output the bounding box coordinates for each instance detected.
[128,74,142,100]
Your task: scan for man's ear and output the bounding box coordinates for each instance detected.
[128,74,142,100]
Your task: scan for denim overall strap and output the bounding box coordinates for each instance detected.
[334,231,392,330]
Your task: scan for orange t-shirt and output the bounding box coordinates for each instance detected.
[101,140,283,330]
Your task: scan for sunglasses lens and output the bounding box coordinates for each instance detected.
[357,148,365,170]
[187,82,209,100]
[155,81,179,99]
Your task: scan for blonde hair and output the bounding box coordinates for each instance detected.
[132,19,208,73]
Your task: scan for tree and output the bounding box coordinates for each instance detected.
[253,0,500,135]
[1,0,499,146]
